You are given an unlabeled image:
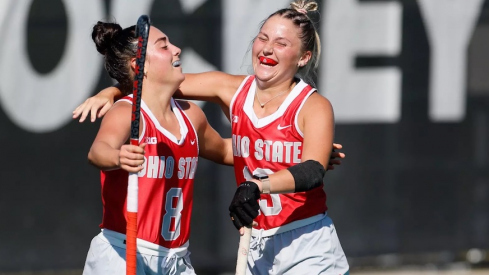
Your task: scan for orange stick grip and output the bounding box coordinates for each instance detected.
[126,211,138,275]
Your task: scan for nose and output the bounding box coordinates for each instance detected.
[173,44,181,56]
[263,42,273,55]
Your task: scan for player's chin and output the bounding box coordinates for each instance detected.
[174,71,185,83]
[177,76,185,85]
[254,70,276,82]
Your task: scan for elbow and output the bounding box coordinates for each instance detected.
[223,155,234,166]
[214,153,233,166]
[87,149,97,167]
[87,143,120,170]
[87,148,107,170]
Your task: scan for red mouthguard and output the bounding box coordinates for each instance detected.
[259,56,278,66]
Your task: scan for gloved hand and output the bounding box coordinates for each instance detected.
[229,181,261,230]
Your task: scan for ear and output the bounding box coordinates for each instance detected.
[298,50,312,67]
[130,57,137,72]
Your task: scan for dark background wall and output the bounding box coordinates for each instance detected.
[0,0,488,273]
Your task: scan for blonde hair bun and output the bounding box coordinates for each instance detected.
[290,0,318,14]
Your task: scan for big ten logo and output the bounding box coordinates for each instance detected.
[145,137,157,145]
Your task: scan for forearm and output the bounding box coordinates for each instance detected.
[88,141,121,170]
[252,160,326,194]
[178,72,244,105]
[251,169,295,194]
[221,138,234,166]
[201,138,234,166]
[110,83,124,100]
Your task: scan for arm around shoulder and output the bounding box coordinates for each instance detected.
[73,84,124,123]
[177,72,246,107]
[176,100,234,166]
[87,102,132,170]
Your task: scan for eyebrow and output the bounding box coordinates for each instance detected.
[258,32,290,42]
[154,36,167,44]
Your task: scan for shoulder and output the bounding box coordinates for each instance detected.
[298,91,333,123]
[304,92,333,114]
[96,100,132,138]
[105,100,132,118]
[175,100,207,128]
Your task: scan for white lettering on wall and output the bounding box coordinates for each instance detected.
[0,0,104,133]
[320,0,403,123]
[417,0,483,122]
[0,0,486,131]
[0,0,216,133]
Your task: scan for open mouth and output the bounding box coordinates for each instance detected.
[172,60,181,67]
[259,56,278,66]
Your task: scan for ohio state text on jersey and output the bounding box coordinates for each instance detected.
[100,97,199,249]
[230,76,327,230]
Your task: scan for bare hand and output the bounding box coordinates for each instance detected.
[328,143,345,170]
[72,87,118,123]
[119,143,146,173]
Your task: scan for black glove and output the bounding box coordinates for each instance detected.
[229,181,261,230]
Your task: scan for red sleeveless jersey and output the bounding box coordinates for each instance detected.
[230,76,327,230]
[100,97,199,249]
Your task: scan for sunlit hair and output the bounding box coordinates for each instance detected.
[92,21,137,95]
[259,0,321,86]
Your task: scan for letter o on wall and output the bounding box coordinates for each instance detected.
[0,0,104,133]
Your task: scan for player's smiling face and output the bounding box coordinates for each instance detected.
[252,15,303,85]
[145,26,184,86]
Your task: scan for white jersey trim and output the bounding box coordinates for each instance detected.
[99,229,189,257]
[294,88,316,138]
[116,96,188,145]
[244,78,310,128]
[251,213,326,238]
[174,100,200,155]
[141,98,188,145]
[229,75,253,121]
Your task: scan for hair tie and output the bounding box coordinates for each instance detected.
[297,8,307,15]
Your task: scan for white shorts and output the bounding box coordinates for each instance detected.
[83,230,195,275]
[247,214,349,275]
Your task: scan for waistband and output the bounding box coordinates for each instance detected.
[98,229,189,257]
[252,213,326,238]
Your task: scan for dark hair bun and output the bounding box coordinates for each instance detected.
[92,21,123,55]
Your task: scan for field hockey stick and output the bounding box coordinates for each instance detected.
[126,14,150,275]
[235,225,252,275]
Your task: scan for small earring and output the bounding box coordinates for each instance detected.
[144,71,147,77]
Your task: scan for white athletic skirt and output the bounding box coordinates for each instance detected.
[247,213,349,275]
[82,229,195,275]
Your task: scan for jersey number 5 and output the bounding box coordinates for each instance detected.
[244,167,282,216]
[161,188,183,241]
